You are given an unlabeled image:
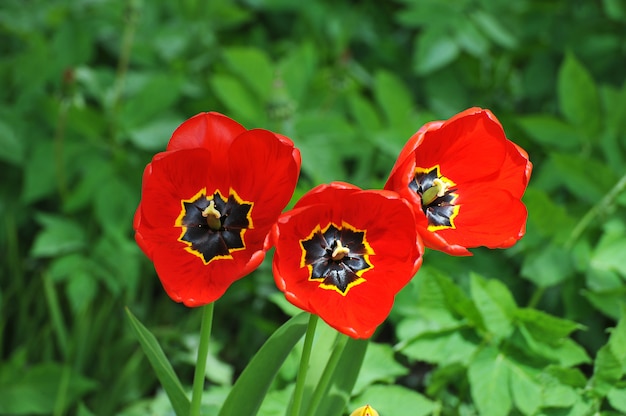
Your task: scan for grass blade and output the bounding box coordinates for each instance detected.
[125,307,190,416]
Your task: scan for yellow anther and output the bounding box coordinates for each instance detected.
[350,405,379,416]
[331,240,350,261]
[432,178,450,197]
[201,200,222,230]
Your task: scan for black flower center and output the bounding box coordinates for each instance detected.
[409,165,460,231]
[300,223,374,295]
[175,189,253,264]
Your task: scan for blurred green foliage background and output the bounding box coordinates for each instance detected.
[1,0,626,414]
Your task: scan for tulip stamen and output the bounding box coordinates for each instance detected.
[331,240,350,261]
[421,177,451,205]
[202,200,222,230]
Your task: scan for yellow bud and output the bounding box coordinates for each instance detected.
[350,404,380,416]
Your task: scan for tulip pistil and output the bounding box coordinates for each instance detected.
[202,200,222,230]
[331,240,350,260]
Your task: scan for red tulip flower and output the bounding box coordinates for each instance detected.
[134,112,301,306]
[268,182,423,339]
[385,107,532,256]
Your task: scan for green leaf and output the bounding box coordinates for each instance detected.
[423,69,470,116]
[604,0,626,20]
[93,177,137,237]
[348,93,382,132]
[48,254,91,282]
[517,114,583,150]
[545,365,588,389]
[314,338,368,416]
[352,342,407,395]
[470,274,516,339]
[21,140,58,203]
[591,235,626,278]
[590,344,623,396]
[258,385,294,416]
[455,18,489,56]
[125,308,190,416]
[584,288,626,320]
[521,245,574,287]
[119,73,184,129]
[398,267,482,329]
[538,369,581,408]
[508,360,542,416]
[30,214,86,258]
[0,120,24,165]
[516,324,590,367]
[401,329,478,366]
[590,309,626,395]
[129,116,184,151]
[295,112,355,183]
[219,313,308,416]
[210,73,265,124]
[223,47,274,102]
[280,41,317,103]
[587,267,623,291]
[373,70,414,128]
[557,53,601,136]
[351,385,438,416]
[62,155,112,213]
[600,84,626,170]
[436,272,483,326]
[0,363,96,415]
[470,10,518,49]
[608,387,626,413]
[515,308,583,342]
[413,27,460,75]
[66,270,97,314]
[468,347,512,416]
[523,188,575,243]
[395,1,460,27]
[550,152,619,204]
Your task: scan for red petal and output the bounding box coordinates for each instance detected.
[306,280,396,338]
[226,129,301,245]
[413,110,508,183]
[166,112,246,152]
[496,140,533,198]
[150,242,266,307]
[436,184,528,248]
[139,149,226,231]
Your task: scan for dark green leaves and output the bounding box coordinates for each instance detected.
[557,53,601,137]
[3,1,626,415]
[0,362,96,415]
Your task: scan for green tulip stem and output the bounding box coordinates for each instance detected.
[190,302,215,416]
[291,314,319,416]
[304,332,350,416]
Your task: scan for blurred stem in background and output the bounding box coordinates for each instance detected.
[109,0,139,143]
